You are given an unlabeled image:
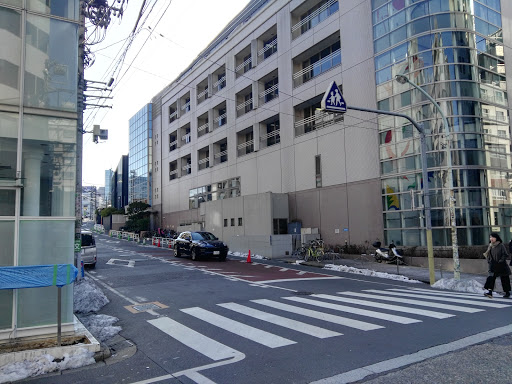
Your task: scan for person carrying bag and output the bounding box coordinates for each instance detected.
[483,232,511,298]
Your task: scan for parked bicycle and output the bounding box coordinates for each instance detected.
[304,239,325,262]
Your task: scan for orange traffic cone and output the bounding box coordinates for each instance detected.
[158,239,161,247]
[246,250,252,263]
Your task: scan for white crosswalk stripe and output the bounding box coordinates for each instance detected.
[407,288,512,303]
[365,289,510,308]
[311,294,453,319]
[218,302,342,338]
[148,317,239,360]
[283,296,421,324]
[252,299,383,331]
[337,291,483,313]
[147,288,510,365]
[181,307,296,348]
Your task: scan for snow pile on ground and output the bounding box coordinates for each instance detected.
[0,348,95,384]
[78,314,121,342]
[323,263,422,284]
[228,251,265,260]
[73,277,109,313]
[432,278,484,293]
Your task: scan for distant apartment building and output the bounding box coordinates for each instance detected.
[128,103,152,205]
[150,0,512,248]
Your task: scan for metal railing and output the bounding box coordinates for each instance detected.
[293,49,341,87]
[259,84,278,104]
[237,140,254,156]
[235,57,252,75]
[258,38,277,60]
[291,0,338,39]
[236,99,253,116]
[214,113,227,127]
[213,76,226,92]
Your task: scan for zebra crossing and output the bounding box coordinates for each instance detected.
[148,288,511,362]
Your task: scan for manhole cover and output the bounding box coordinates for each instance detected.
[132,303,161,312]
[294,291,313,296]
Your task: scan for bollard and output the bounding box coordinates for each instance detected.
[158,238,161,247]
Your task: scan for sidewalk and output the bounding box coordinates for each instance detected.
[282,254,489,287]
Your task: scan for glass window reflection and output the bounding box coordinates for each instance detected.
[24,15,78,112]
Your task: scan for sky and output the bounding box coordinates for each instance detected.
[82,0,252,187]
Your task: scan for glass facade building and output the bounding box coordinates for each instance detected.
[0,0,79,338]
[105,169,113,207]
[128,104,152,205]
[372,0,510,246]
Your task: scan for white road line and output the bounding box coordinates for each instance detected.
[337,292,483,313]
[279,268,289,272]
[182,307,295,348]
[312,324,512,384]
[312,294,453,319]
[366,289,510,309]
[264,265,273,268]
[407,287,512,303]
[218,302,342,339]
[148,317,239,361]
[283,296,421,324]
[252,299,383,331]
[297,271,307,275]
[257,276,342,284]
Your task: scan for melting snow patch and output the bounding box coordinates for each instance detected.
[432,278,484,293]
[73,277,109,314]
[0,348,95,384]
[228,251,265,260]
[77,314,121,342]
[323,264,422,284]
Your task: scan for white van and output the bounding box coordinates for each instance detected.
[81,230,97,268]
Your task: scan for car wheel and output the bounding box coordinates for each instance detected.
[175,248,181,258]
[191,248,198,261]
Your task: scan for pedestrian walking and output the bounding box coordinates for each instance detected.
[483,232,511,298]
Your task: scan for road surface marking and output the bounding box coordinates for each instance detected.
[406,288,512,303]
[367,289,510,308]
[312,294,453,319]
[283,296,421,324]
[106,258,135,267]
[181,307,296,348]
[218,302,342,338]
[257,276,342,284]
[148,317,239,361]
[338,292,483,313]
[252,299,383,331]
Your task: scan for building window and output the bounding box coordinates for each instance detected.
[218,107,227,127]
[238,217,243,226]
[263,37,277,59]
[231,218,235,226]
[264,77,279,103]
[224,218,228,227]
[217,73,226,91]
[315,155,322,187]
[243,53,252,73]
[299,40,341,85]
[266,120,280,147]
[245,93,253,113]
[273,219,287,234]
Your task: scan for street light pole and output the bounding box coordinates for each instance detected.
[395,75,460,280]
[347,104,435,284]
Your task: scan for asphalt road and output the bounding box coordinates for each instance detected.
[24,229,512,384]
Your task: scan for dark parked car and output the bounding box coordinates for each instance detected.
[174,231,228,261]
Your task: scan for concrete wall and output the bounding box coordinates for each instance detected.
[111,214,127,231]
[289,178,384,248]
[228,234,295,259]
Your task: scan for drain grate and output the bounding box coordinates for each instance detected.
[132,303,161,312]
[294,291,314,296]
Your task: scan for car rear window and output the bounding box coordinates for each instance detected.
[81,234,94,246]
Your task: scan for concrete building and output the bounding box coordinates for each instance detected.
[0,1,80,339]
[128,103,152,205]
[151,0,512,249]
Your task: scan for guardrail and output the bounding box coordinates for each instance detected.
[93,224,105,234]
[108,231,175,249]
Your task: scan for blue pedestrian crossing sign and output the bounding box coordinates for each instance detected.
[321,81,347,113]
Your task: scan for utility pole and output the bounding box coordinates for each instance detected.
[75,1,85,265]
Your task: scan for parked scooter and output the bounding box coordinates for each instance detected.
[372,241,406,264]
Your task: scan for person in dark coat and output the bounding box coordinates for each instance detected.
[483,232,511,298]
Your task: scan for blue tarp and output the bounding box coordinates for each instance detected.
[0,264,78,289]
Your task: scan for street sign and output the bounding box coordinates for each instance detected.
[74,239,81,252]
[321,81,347,113]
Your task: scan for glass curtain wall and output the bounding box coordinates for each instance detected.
[0,1,78,333]
[128,104,152,205]
[372,0,509,246]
